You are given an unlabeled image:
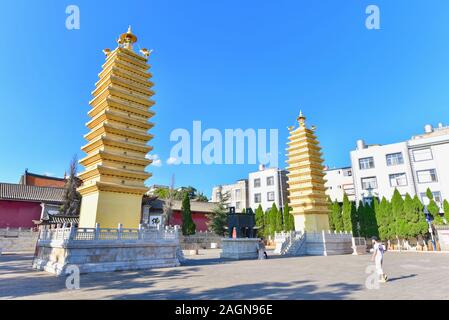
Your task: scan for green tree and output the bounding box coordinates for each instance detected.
[255,205,265,237]
[391,189,406,239]
[327,197,335,231]
[443,200,449,224]
[331,200,344,232]
[207,191,229,236]
[366,198,379,238]
[356,201,366,237]
[283,205,295,231]
[376,197,392,241]
[181,193,196,236]
[60,156,82,216]
[403,194,428,239]
[426,188,443,225]
[342,194,353,232]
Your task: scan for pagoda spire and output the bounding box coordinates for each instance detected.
[77,28,155,229]
[286,111,330,232]
[117,26,138,51]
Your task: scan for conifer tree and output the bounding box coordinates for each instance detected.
[391,189,406,239]
[426,188,443,225]
[284,205,295,231]
[327,197,335,231]
[367,198,379,238]
[181,192,196,236]
[331,199,344,232]
[376,197,391,240]
[255,205,265,237]
[357,201,366,237]
[342,194,353,232]
[60,156,82,216]
[206,191,229,236]
[443,200,449,224]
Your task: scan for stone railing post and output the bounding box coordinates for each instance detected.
[94,223,100,240]
[117,223,123,240]
[68,224,76,241]
[138,224,143,240]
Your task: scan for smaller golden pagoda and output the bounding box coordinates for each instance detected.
[286,112,330,232]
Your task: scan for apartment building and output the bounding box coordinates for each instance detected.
[324,167,355,203]
[248,166,288,212]
[211,166,288,213]
[350,123,449,206]
[210,179,249,211]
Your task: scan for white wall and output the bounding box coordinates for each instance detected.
[351,142,415,203]
[248,168,287,212]
[324,167,355,202]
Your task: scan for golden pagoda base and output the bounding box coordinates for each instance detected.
[79,191,143,229]
[294,214,330,233]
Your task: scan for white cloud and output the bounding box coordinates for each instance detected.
[146,154,162,167]
[166,157,178,165]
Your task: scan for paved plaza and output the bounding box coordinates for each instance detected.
[1,250,448,300]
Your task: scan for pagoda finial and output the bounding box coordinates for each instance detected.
[297,110,306,128]
[118,26,138,51]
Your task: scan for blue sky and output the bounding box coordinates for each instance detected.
[1,0,449,197]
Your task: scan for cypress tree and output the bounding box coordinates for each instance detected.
[331,199,344,232]
[284,205,295,231]
[181,192,196,236]
[443,200,449,224]
[376,197,391,241]
[255,205,265,237]
[391,189,406,240]
[269,203,283,233]
[327,197,335,231]
[342,194,353,232]
[426,188,442,225]
[367,198,379,238]
[357,201,366,237]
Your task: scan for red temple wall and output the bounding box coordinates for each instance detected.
[0,200,42,228]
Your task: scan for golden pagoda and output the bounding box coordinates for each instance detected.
[286,112,330,232]
[77,27,155,228]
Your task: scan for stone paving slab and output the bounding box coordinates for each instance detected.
[0,250,448,300]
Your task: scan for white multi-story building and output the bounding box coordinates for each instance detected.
[324,167,355,203]
[211,166,288,213]
[408,124,449,205]
[248,166,288,212]
[210,179,249,212]
[350,123,449,206]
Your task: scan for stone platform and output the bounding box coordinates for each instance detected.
[220,238,260,260]
[275,231,353,256]
[32,225,180,276]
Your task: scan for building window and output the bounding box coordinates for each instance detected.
[361,177,378,190]
[267,176,275,186]
[420,191,442,206]
[417,169,438,183]
[254,178,261,188]
[267,191,275,202]
[359,157,375,170]
[343,169,352,177]
[389,173,408,187]
[386,153,404,166]
[413,148,433,162]
[235,189,241,200]
[254,193,262,203]
[236,202,241,210]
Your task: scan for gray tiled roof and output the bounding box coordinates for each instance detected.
[0,183,66,203]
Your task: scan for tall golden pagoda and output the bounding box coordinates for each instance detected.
[286,112,330,232]
[77,27,155,228]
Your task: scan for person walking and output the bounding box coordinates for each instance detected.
[258,238,268,260]
[371,236,388,283]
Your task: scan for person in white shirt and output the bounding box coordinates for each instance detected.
[371,236,388,283]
